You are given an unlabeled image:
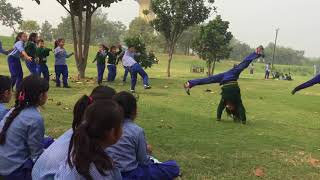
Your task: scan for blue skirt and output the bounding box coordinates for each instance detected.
[122,160,180,180]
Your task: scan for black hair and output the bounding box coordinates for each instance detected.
[113,91,137,119]
[28,33,38,42]
[54,38,64,49]
[109,45,117,51]
[68,100,123,180]
[72,86,116,130]
[0,75,11,102]
[38,39,44,44]
[100,44,108,51]
[0,75,49,144]
[15,32,25,43]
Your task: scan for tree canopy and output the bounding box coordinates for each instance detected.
[19,20,41,34]
[0,0,23,33]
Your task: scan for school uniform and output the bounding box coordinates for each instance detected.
[94,51,107,84]
[107,119,180,180]
[265,64,271,79]
[188,52,261,122]
[54,47,72,87]
[293,73,320,93]
[7,41,25,90]
[0,103,9,122]
[122,51,150,91]
[36,47,52,81]
[32,129,73,180]
[25,41,38,75]
[0,107,45,179]
[106,49,122,82]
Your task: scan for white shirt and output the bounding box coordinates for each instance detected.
[122,51,137,67]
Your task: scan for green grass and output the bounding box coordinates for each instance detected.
[0,36,320,179]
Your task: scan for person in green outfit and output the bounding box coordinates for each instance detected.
[24,33,38,75]
[36,39,52,81]
[93,44,108,85]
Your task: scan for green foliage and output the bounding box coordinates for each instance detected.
[229,38,254,60]
[0,0,23,32]
[19,20,40,34]
[124,36,155,69]
[40,20,53,41]
[193,15,233,75]
[176,25,200,55]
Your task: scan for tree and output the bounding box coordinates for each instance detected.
[19,20,41,34]
[40,20,53,41]
[151,0,215,77]
[0,0,23,33]
[229,38,254,61]
[33,0,123,79]
[192,15,233,76]
[177,25,200,55]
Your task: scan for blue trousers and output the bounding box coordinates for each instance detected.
[122,160,180,180]
[107,64,117,82]
[97,64,106,84]
[129,63,149,90]
[123,66,129,82]
[37,64,50,81]
[25,59,37,75]
[55,65,68,87]
[7,56,23,90]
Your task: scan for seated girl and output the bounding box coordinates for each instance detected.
[0,75,12,121]
[107,92,181,180]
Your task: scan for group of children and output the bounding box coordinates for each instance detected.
[0,75,180,180]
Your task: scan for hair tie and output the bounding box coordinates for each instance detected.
[18,91,25,102]
[88,96,93,104]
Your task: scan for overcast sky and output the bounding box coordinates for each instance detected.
[1,0,319,57]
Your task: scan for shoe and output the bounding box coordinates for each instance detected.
[241,120,246,125]
[56,84,61,88]
[130,89,135,93]
[144,85,152,89]
[63,85,71,88]
[183,82,191,95]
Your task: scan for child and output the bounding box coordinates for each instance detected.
[54,38,74,88]
[32,86,116,180]
[7,32,32,90]
[107,92,180,180]
[0,75,49,180]
[55,100,123,180]
[292,73,320,95]
[92,44,108,85]
[0,75,12,121]
[184,46,264,124]
[107,45,123,82]
[36,39,52,81]
[265,63,271,79]
[117,46,130,83]
[122,46,151,93]
[0,40,9,55]
[25,33,39,75]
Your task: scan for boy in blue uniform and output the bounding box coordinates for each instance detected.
[36,39,52,81]
[292,74,320,95]
[107,45,122,82]
[184,46,264,124]
[92,44,108,85]
[25,33,38,75]
[0,76,12,121]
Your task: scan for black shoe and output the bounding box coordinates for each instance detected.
[183,82,191,95]
[241,120,247,125]
[56,84,61,88]
[63,85,71,88]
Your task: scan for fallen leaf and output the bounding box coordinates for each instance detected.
[308,157,320,167]
[254,167,264,177]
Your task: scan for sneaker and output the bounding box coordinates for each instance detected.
[144,85,152,89]
[130,89,135,93]
[63,85,71,88]
[183,82,191,95]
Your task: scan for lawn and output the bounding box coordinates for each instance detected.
[0,36,319,179]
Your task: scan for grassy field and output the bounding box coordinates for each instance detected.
[0,36,319,179]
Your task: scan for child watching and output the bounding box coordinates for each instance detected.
[0,75,12,121]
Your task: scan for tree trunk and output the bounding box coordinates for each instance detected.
[167,44,175,77]
[211,59,217,75]
[207,62,212,76]
[80,10,93,79]
[70,14,79,63]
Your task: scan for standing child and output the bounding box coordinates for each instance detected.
[92,44,108,85]
[25,33,39,75]
[55,100,123,180]
[0,75,49,180]
[36,39,52,81]
[265,63,271,79]
[7,32,32,90]
[122,46,151,93]
[107,45,122,82]
[107,92,181,180]
[0,76,12,121]
[54,39,74,88]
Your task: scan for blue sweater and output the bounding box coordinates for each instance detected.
[54,47,72,66]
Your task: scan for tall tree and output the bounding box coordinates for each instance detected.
[177,25,200,55]
[40,20,53,41]
[229,38,254,61]
[33,0,122,78]
[151,0,215,77]
[192,15,233,76]
[0,0,23,33]
[19,20,41,33]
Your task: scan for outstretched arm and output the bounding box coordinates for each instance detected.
[292,74,320,94]
[188,73,225,88]
[232,52,261,74]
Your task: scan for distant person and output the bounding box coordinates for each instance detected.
[25,33,39,75]
[107,92,181,180]
[249,63,254,74]
[92,44,108,85]
[184,46,264,124]
[122,45,151,93]
[265,63,271,79]
[54,38,74,88]
[55,100,123,180]
[107,45,123,82]
[117,46,129,83]
[0,76,12,121]
[32,86,116,180]
[0,76,51,180]
[36,39,52,81]
[7,32,32,90]
[0,40,10,55]
[292,73,320,95]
